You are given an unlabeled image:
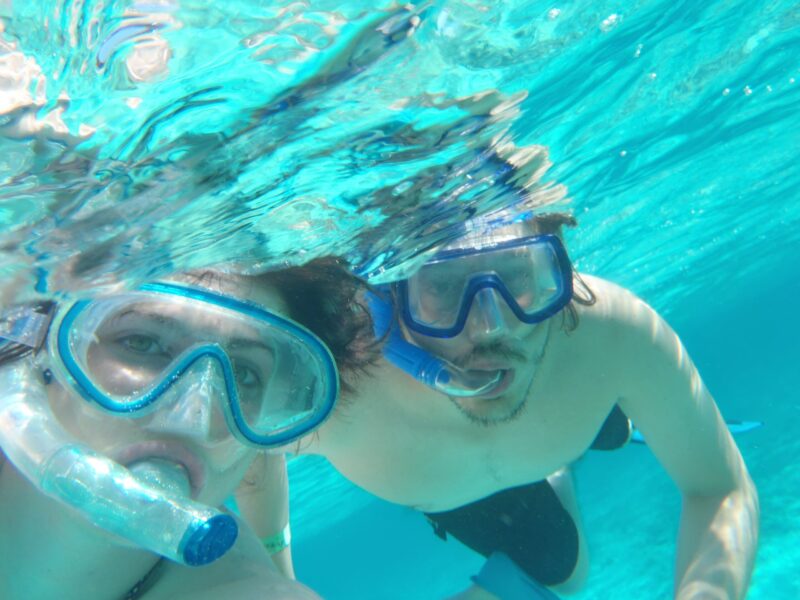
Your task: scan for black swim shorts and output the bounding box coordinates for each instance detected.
[423,405,632,586]
[424,479,579,586]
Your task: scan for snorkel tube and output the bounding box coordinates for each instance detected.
[368,292,504,397]
[0,352,237,566]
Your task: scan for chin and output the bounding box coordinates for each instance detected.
[453,394,527,426]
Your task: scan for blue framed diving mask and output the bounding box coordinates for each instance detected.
[397,234,573,338]
[50,282,339,448]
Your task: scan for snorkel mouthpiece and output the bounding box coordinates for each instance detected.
[382,329,503,397]
[437,366,505,398]
[0,361,238,566]
[40,445,237,566]
[368,292,504,398]
[181,514,239,566]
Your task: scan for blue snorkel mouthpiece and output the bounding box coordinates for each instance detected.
[0,360,238,566]
[368,292,504,397]
[181,514,239,566]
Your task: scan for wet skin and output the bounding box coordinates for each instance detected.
[0,275,321,600]
[298,275,757,597]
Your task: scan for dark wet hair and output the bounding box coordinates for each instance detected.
[254,257,380,393]
[530,212,595,332]
[1,263,380,393]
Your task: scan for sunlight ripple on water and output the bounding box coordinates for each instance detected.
[1,0,798,311]
[0,1,566,298]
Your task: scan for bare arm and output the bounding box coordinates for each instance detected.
[612,290,759,599]
[235,453,295,578]
[546,466,589,594]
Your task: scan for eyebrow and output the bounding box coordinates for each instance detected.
[108,307,275,355]
[226,338,274,355]
[109,308,189,334]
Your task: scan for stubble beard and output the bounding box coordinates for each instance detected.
[448,320,552,427]
[448,391,529,427]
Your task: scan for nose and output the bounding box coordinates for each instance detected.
[143,358,231,444]
[465,287,511,343]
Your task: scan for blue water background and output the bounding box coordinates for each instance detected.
[2,1,799,598]
[4,1,798,298]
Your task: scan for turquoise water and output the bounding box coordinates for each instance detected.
[2,1,798,598]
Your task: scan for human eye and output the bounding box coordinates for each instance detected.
[117,333,164,355]
[98,326,172,362]
[233,361,263,389]
[231,357,270,415]
[423,278,457,297]
[94,329,173,374]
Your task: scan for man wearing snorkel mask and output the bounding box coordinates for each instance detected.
[296,212,758,599]
[0,259,374,600]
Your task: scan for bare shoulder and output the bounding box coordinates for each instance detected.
[575,275,748,496]
[570,274,681,362]
[575,274,662,328]
[571,273,688,392]
[554,275,663,361]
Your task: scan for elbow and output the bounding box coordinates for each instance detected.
[742,473,760,531]
[694,471,759,519]
[734,462,759,524]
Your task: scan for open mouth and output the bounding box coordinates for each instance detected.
[458,368,514,400]
[115,441,206,498]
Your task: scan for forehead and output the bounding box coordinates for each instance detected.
[445,218,540,252]
[168,272,289,316]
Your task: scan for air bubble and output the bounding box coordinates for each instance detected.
[600,14,620,32]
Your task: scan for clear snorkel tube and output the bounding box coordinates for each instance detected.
[0,311,237,567]
[367,292,504,397]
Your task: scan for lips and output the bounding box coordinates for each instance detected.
[460,368,515,400]
[462,359,514,371]
[115,440,206,498]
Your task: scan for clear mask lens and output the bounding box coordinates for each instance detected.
[54,284,338,446]
[402,235,572,337]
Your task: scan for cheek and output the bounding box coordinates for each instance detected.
[47,384,88,437]
[86,346,154,395]
[86,351,119,390]
[202,448,258,503]
[205,436,256,474]
[512,320,539,340]
[46,383,137,450]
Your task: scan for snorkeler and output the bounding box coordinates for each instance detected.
[0,260,372,600]
[289,211,759,599]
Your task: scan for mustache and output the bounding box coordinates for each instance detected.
[453,343,527,368]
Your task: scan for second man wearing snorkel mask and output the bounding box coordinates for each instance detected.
[292,211,758,600]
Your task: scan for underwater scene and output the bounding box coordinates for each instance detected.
[1,1,798,599]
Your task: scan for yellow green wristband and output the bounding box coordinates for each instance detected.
[262,523,291,554]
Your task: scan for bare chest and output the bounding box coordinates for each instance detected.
[315,369,615,512]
